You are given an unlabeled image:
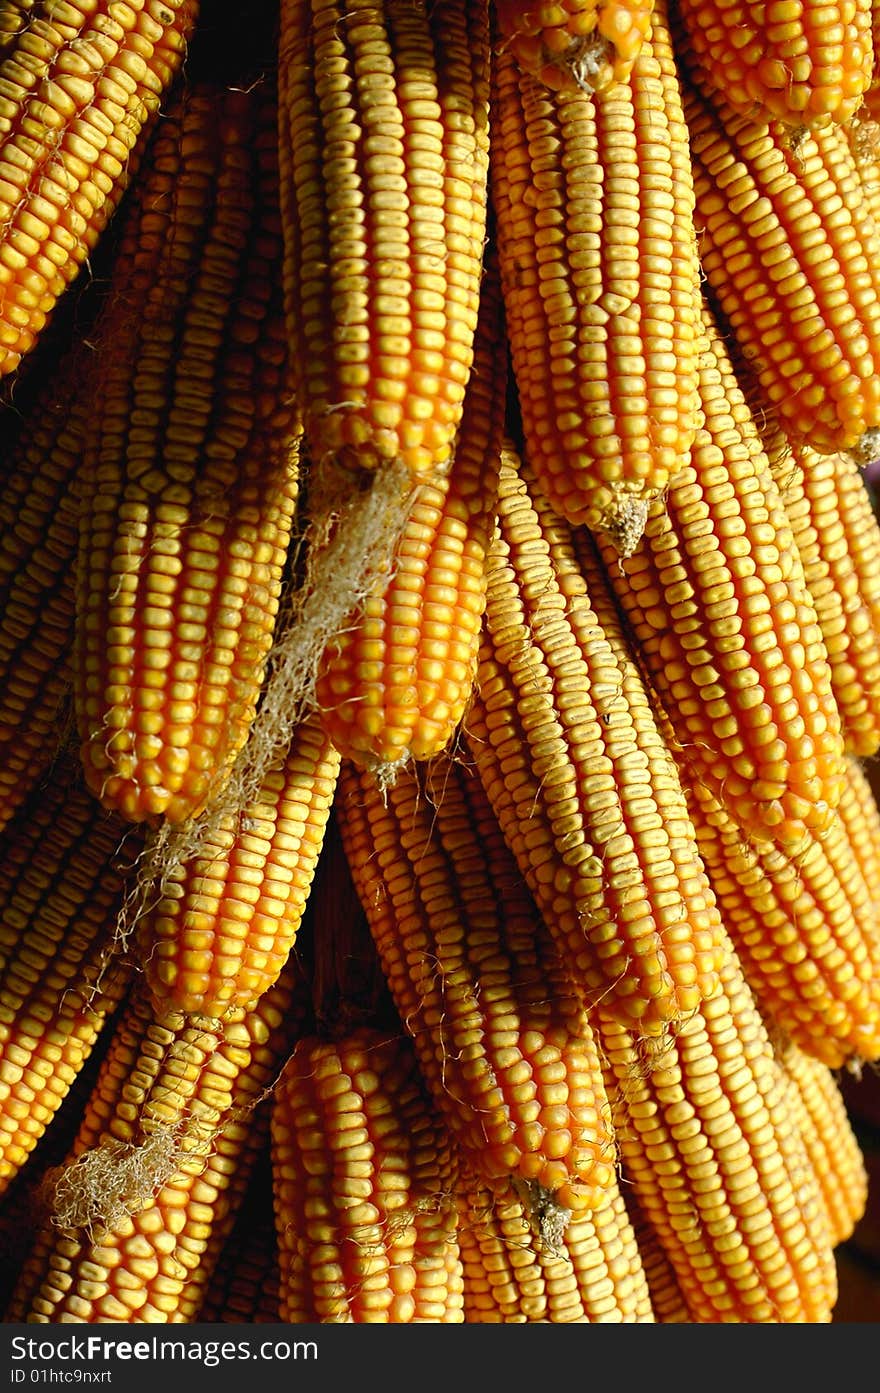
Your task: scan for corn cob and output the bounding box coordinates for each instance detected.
[0,0,199,377]
[489,0,702,543]
[685,772,880,1069]
[270,1026,464,1323]
[73,67,301,827]
[335,752,617,1216]
[0,746,136,1199]
[774,1032,869,1247]
[684,74,880,461]
[5,962,304,1323]
[762,436,880,758]
[674,0,874,128]
[590,308,847,849]
[136,711,340,1019]
[465,442,726,1035]
[277,0,491,480]
[457,1170,655,1321]
[597,943,838,1322]
[494,0,656,94]
[313,248,505,774]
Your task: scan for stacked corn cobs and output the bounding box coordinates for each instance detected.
[3,0,880,1325]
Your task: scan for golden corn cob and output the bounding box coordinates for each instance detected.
[277,0,491,479]
[489,0,702,542]
[5,963,304,1324]
[457,1170,655,1321]
[774,1032,869,1247]
[0,0,199,377]
[590,308,847,849]
[684,775,880,1069]
[762,436,880,758]
[335,751,616,1216]
[270,1027,464,1323]
[465,442,726,1035]
[674,0,874,128]
[0,746,136,1199]
[597,944,838,1322]
[685,74,880,461]
[73,68,301,827]
[136,711,340,1019]
[494,0,656,94]
[313,249,505,774]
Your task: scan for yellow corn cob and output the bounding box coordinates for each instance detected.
[73,69,301,827]
[457,1170,654,1321]
[494,0,656,94]
[674,0,874,128]
[685,75,880,461]
[277,0,491,479]
[465,442,726,1034]
[5,963,304,1323]
[270,1027,464,1323]
[136,711,340,1019]
[684,775,880,1069]
[836,755,880,911]
[590,308,847,849]
[597,943,839,1322]
[0,348,90,833]
[313,249,505,774]
[0,0,199,377]
[489,0,702,543]
[774,1032,869,1247]
[335,751,616,1216]
[762,436,880,758]
[0,746,135,1199]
